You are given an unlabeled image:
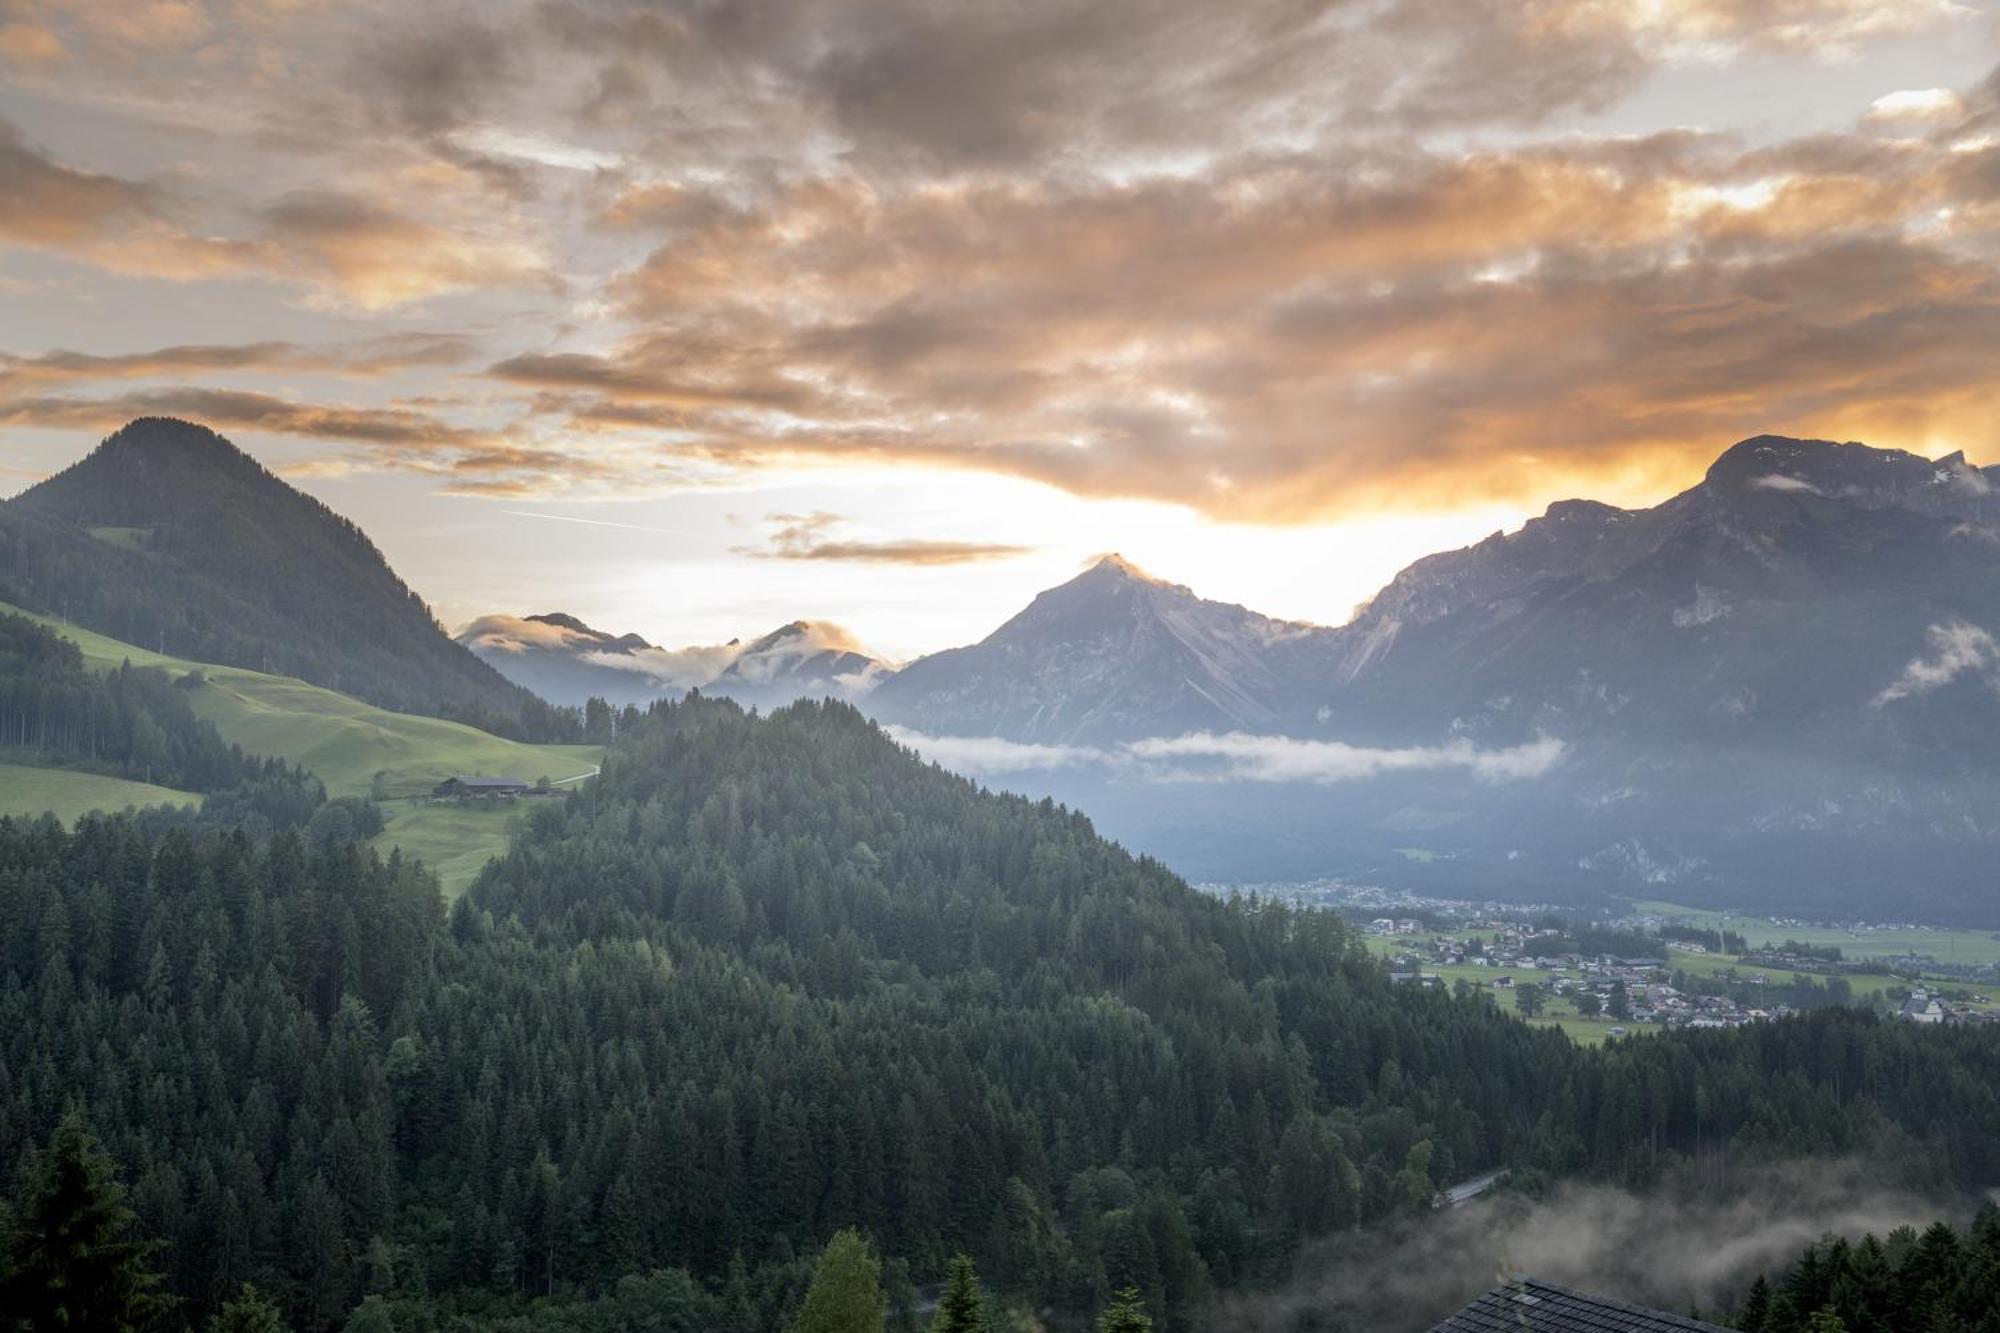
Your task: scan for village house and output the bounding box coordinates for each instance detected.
[1900,989,1945,1024]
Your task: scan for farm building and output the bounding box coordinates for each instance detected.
[433,775,531,798]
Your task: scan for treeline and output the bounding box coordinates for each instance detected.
[7,700,2000,1330]
[1728,1208,2000,1332]
[0,611,271,791]
[1668,967,1858,1014]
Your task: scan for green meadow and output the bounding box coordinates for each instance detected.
[1634,899,2000,967]
[0,602,600,896]
[0,760,197,825]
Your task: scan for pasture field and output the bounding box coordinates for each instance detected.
[0,602,600,892]
[1634,898,2000,966]
[0,760,197,824]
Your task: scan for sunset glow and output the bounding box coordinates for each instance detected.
[4,0,1999,652]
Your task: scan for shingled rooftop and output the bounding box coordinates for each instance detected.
[1430,1278,1736,1333]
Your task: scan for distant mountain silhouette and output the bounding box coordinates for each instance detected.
[868,554,1315,744]
[459,611,886,710]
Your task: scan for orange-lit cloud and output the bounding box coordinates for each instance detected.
[0,0,1996,525]
[741,511,1033,565]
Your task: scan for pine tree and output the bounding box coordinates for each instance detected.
[1096,1287,1154,1333]
[0,1113,171,1333]
[930,1255,990,1333]
[341,1295,398,1333]
[1739,1275,1773,1332]
[790,1229,885,1333]
[209,1283,290,1333]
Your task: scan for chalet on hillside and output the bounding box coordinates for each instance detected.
[433,775,530,799]
[1431,1278,1734,1332]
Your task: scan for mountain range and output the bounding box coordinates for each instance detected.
[457,612,888,710]
[12,419,2000,919]
[469,433,2000,919]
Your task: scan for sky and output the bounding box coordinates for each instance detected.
[2,1,2000,661]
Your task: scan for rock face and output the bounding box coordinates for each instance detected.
[866,436,2000,921]
[866,555,1317,744]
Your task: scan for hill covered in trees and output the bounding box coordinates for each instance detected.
[0,419,576,741]
[1727,1209,2000,1332]
[6,698,2000,1330]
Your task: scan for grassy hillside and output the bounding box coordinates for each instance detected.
[0,602,600,894]
[0,760,197,824]
[2,419,565,738]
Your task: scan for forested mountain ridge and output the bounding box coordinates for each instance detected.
[0,418,576,741]
[10,696,2000,1330]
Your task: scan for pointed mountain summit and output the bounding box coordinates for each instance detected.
[868,554,1316,744]
[0,417,553,733]
[863,436,2000,920]
[706,620,887,709]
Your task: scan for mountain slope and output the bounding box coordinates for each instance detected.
[1318,436,2000,762]
[0,599,599,892]
[1,417,569,737]
[869,554,1315,743]
[866,438,2000,920]
[456,611,726,707]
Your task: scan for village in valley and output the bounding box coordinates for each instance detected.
[1215,878,2000,1045]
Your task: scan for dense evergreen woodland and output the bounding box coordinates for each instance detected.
[1729,1208,2000,1332]
[5,698,2000,1330]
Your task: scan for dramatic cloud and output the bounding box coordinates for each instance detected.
[0,334,478,394]
[742,512,1031,565]
[261,186,551,309]
[520,108,2000,519]
[0,115,184,256]
[2,0,1998,541]
[1873,621,2000,703]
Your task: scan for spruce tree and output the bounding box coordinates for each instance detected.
[930,1255,990,1333]
[1739,1275,1772,1333]
[209,1284,290,1333]
[341,1295,398,1333]
[790,1229,885,1333]
[1096,1287,1154,1333]
[0,1113,170,1333]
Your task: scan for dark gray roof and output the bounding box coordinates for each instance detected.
[1429,1278,1734,1333]
[450,775,528,789]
